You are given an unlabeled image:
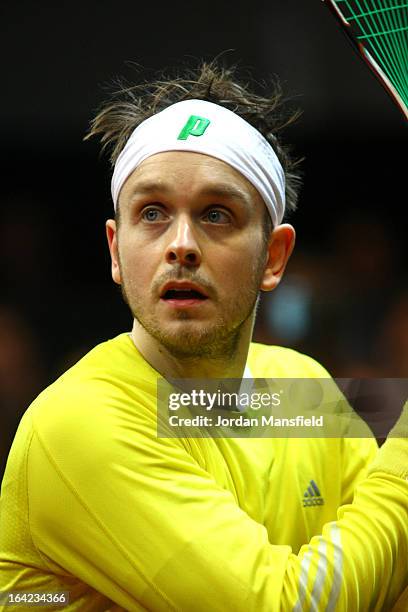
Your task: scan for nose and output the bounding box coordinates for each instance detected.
[165,215,202,267]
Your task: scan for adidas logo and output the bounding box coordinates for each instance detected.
[303,480,324,507]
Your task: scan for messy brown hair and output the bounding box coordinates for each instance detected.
[85,60,303,231]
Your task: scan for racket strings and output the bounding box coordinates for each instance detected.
[350,0,406,95]
[335,0,408,107]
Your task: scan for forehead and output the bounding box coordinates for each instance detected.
[118,150,264,207]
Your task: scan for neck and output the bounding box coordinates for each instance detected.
[130,316,255,379]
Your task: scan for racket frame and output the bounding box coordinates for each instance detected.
[322,0,408,120]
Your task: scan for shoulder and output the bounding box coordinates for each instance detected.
[248,341,331,378]
[248,342,376,439]
[28,333,159,459]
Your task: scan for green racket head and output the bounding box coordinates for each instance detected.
[323,0,408,120]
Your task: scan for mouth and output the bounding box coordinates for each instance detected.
[160,283,209,308]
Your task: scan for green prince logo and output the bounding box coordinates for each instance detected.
[177,115,211,140]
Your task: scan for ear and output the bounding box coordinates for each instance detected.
[106,219,121,285]
[261,223,296,292]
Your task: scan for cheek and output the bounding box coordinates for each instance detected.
[119,242,157,287]
[215,248,262,289]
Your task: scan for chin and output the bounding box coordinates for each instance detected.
[160,323,213,346]
[154,321,241,360]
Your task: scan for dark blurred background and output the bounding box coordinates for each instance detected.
[1,0,406,476]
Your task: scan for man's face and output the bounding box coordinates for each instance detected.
[107,151,285,359]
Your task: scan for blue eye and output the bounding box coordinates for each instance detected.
[204,209,230,224]
[142,208,165,222]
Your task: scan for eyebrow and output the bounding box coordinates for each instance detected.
[127,181,252,210]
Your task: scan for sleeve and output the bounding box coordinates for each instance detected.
[340,436,379,505]
[27,396,408,612]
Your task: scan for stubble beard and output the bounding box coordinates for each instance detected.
[118,256,265,361]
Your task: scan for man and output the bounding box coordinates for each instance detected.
[0,61,407,611]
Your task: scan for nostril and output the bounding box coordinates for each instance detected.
[167,250,198,264]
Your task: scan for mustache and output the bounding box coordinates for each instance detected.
[152,269,215,298]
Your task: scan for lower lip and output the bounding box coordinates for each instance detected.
[161,298,208,308]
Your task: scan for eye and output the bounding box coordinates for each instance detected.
[141,206,167,222]
[203,208,231,224]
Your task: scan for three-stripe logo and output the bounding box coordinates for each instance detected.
[303,479,324,506]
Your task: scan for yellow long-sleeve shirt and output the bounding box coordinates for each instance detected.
[0,333,407,610]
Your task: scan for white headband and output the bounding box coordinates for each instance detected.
[111,99,285,226]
